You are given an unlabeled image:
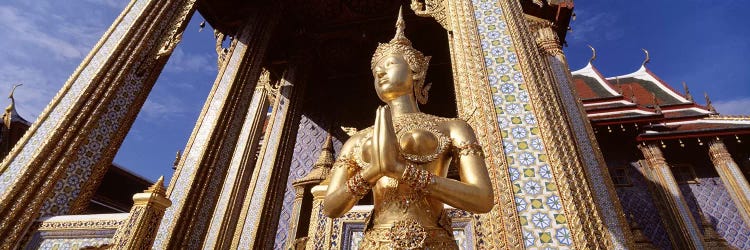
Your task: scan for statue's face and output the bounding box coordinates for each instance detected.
[373,54,414,102]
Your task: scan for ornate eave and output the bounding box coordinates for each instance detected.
[520,0,574,44]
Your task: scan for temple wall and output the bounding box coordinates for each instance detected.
[685,176,750,248]
[612,160,673,249]
[602,142,750,249]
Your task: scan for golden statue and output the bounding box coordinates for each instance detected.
[323,7,494,249]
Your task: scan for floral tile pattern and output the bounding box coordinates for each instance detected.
[471,1,572,248]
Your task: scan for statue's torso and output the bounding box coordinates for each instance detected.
[351,112,456,228]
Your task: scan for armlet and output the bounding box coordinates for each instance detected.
[454,141,485,157]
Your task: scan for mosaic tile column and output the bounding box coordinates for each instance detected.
[233,61,307,249]
[708,138,750,226]
[638,143,705,249]
[444,1,523,248]
[525,15,633,249]
[202,82,270,249]
[109,177,171,249]
[0,0,196,245]
[152,7,279,248]
[449,0,627,248]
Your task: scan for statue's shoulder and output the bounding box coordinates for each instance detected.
[438,117,478,139]
[343,126,372,143]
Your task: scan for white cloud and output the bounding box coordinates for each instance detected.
[164,47,216,73]
[0,6,86,60]
[714,97,750,116]
[568,10,624,43]
[140,95,189,121]
[0,1,124,120]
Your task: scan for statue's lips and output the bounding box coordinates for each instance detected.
[378,78,389,86]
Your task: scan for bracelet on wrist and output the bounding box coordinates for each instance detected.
[346,171,372,197]
[400,163,434,194]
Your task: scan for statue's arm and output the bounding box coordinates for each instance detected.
[323,134,379,218]
[428,121,494,213]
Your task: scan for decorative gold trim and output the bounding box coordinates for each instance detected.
[410,0,451,31]
[36,214,127,231]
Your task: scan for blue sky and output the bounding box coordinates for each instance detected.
[0,1,748,182]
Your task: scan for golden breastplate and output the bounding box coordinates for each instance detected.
[354,113,452,168]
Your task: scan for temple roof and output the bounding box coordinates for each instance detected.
[570,57,747,140]
[605,66,691,106]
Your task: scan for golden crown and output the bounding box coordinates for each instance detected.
[371,7,432,104]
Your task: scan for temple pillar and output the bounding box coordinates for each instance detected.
[232,59,307,249]
[707,138,750,226]
[525,14,634,248]
[201,76,271,249]
[638,143,705,249]
[430,0,631,248]
[109,177,171,249]
[440,1,523,248]
[152,6,279,248]
[0,0,196,245]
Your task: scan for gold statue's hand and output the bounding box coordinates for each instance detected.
[378,106,405,178]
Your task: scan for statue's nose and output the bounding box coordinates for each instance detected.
[375,68,386,78]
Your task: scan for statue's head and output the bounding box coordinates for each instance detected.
[371,7,431,103]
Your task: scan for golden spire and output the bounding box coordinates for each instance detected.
[3,84,22,129]
[146,176,167,196]
[313,134,334,168]
[641,48,650,67]
[392,6,411,46]
[296,133,336,186]
[587,44,597,64]
[682,82,694,102]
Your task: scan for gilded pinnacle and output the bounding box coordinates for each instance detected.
[313,134,334,168]
[391,6,411,46]
[147,176,167,196]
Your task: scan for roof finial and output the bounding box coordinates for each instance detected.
[172,150,181,170]
[682,82,694,102]
[641,48,650,67]
[704,92,717,114]
[4,84,22,129]
[587,44,596,64]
